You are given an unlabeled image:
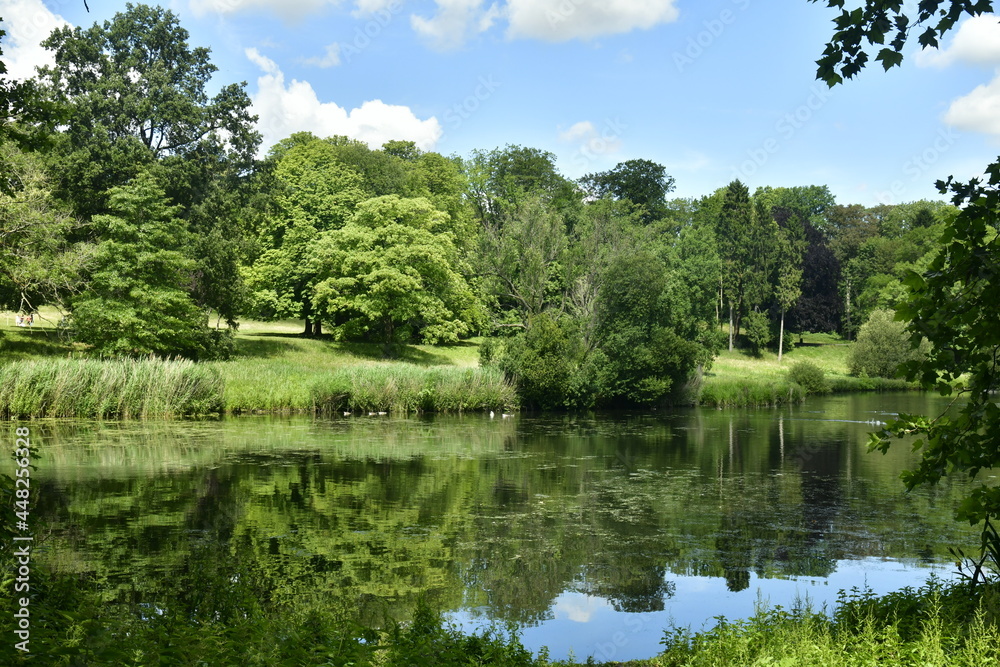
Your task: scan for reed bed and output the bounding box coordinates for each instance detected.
[308,364,517,414]
[0,357,224,419]
[1,358,517,418]
[698,377,806,408]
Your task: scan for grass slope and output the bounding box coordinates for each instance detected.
[701,331,916,407]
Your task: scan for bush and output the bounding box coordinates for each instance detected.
[478,337,502,368]
[848,308,929,378]
[743,310,772,356]
[497,313,582,410]
[787,361,830,394]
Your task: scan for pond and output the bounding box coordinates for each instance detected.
[18,392,982,662]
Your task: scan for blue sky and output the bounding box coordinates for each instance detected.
[2,0,999,206]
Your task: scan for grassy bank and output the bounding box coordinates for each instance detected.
[699,331,919,408]
[0,311,516,417]
[654,578,1000,666]
[2,312,919,416]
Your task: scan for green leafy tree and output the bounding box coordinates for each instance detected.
[579,159,675,224]
[717,180,778,350]
[591,250,701,406]
[565,197,647,349]
[477,194,568,329]
[243,137,367,335]
[497,312,585,410]
[848,308,927,378]
[0,19,44,192]
[36,4,260,329]
[465,145,581,230]
[325,135,408,197]
[70,172,208,357]
[771,207,808,360]
[811,0,1000,577]
[37,3,259,219]
[742,309,772,357]
[307,195,481,350]
[0,143,81,317]
[717,180,753,350]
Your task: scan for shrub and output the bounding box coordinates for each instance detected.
[497,313,581,410]
[742,310,772,356]
[848,308,929,378]
[787,361,830,394]
[478,337,502,368]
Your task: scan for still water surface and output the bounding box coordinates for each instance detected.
[26,392,981,662]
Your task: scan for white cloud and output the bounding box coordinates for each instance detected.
[944,76,1000,136]
[410,0,680,49]
[352,0,399,16]
[411,0,498,51]
[916,14,1000,68]
[552,593,609,623]
[558,120,596,142]
[505,0,680,42]
[301,43,341,68]
[557,118,623,154]
[246,47,442,153]
[912,15,1000,137]
[189,0,342,22]
[0,0,70,80]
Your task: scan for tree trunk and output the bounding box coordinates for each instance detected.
[303,316,312,336]
[844,276,852,340]
[778,308,786,362]
[717,279,722,326]
[728,302,734,351]
[313,319,322,337]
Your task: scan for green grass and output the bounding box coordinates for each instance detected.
[699,331,921,407]
[0,315,918,415]
[0,312,513,416]
[654,578,1000,667]
[0,357,224,419]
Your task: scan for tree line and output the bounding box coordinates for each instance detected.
[0,4,959,408]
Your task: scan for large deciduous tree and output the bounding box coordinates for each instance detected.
[579,159,675,224]
[307,195,481,350]
[38,3,259,218]
[0,143,81,316]
[37,4,260,330]
[243,136,367,335]
[716,180,777,350]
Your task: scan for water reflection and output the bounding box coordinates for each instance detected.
[17,392,981,661]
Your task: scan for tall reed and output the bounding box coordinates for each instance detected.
[698,377,806,408]
[309,364,517,414]
[0,357,224,419]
